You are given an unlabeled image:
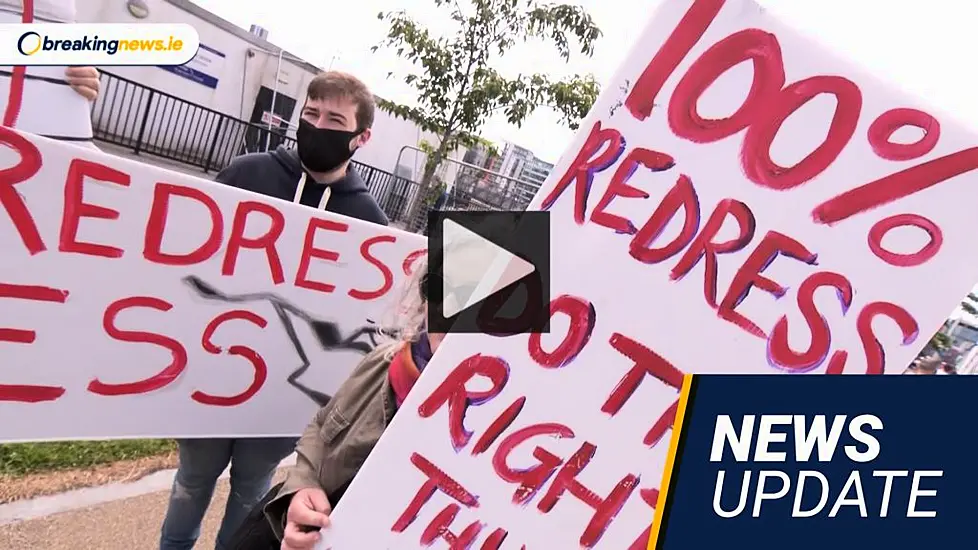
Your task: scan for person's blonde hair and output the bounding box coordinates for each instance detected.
[375,223,487,358]
[376,256,429,359]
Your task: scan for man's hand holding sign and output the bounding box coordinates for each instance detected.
[63,65,99,101]
[283,487,332,550]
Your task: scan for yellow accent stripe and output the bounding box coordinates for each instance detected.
[647,374,695,550]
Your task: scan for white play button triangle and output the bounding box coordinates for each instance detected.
[441,218,536,318]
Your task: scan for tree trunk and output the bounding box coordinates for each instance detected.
[407,132,454,232]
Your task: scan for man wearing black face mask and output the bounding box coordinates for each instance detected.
[158,72,387,550]
[216,71,388,223]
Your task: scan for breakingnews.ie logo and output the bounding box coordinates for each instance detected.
[16,31,42,56]
[17,31,182,56]
[2,24,198,66]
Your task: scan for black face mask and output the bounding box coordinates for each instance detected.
[296,118,360,173]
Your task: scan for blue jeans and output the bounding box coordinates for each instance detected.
[159,437,298,550]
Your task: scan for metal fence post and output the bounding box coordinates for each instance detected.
[203,117,225,173]
[133,89,155,155]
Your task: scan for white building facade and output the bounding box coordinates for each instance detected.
[76,0,452,179]
[495,141,554,207]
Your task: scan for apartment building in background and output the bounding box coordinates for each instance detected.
[457,141,554,209]
[517,155,555,205]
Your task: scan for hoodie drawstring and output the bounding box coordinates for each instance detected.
[292,172,306,203]
[292,172,332,210]
[319,186,332,210]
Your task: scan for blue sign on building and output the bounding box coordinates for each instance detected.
[159,43,225,89]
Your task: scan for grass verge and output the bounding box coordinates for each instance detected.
[0,440,177,477]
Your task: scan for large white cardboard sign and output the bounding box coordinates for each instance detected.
[0,128,426,442]
[323,0,978,547]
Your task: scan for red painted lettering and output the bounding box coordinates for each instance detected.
[602,333,685,447]
[3,7,30,123]
[867,108,940,161]
[539,122,626,224]
[0,283,69,402]
[812,147,978,225]
[471,397,526,456]
[742,76,861,190]
[493,422,574,505]
[222,201,286,284]
[59,159,130,258]
[718,231,817,338]
[590,148,675,234]
[767,271,852,372]
[629,174,701,264]
[402,248,428,275]
[350,234,396,300]
[537,442,640,548]
[668,28,785,142]
[418,354,510,451]
[294,217,348,294]
[192,309,269,407]
[527,295,596,369]
[89,296,188,396]
[392,452,478,533]
[481,528,512,550]
[855,302,919,375]
[0,126,44,255]
[867,213,943,268]
[144,183,223,265]
[3,66,26,127]
[625,0,725,121]
[670,198,756,307]
[420,503,483,548]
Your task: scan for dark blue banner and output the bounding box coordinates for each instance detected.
[650,375,976,549]
[158,43,224,89]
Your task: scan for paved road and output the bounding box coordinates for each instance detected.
[0,471,286,550]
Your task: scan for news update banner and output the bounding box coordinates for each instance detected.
[651,375,976,549]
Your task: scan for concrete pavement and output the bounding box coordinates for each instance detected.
[95,141,214,179]
[0,479,232,550]
[0,457,294,549]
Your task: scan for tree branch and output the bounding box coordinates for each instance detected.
[376,0,602,190]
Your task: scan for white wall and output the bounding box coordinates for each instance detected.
[76,0,462,180]
[76,0,314,121]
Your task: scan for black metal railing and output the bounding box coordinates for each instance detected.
[91,70,421,224]
[92,70,295,173]
[398,172,533,234]
[354,162,419,224]
[89,71,540,231]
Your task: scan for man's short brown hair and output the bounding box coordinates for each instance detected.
[306,71,376,131]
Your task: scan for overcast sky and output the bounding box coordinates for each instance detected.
[193,0,978,164]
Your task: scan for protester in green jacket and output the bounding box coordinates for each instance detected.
[262,256,444,550]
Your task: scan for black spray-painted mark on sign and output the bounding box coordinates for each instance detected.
[182,275,385,407]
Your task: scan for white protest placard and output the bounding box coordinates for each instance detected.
[323,0,978,547]
[0,128,426,442]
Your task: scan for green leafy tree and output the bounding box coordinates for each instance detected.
[928,331,951,352]
[925,292,978,354]
[373,0,602,217]
[960,292,978,316]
